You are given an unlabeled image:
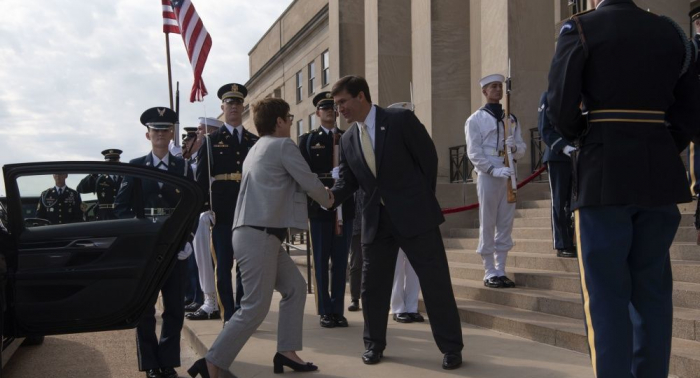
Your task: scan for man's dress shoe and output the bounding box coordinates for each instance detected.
[393,313,413,323]
[484,276,505,288]
[362,349,383,364]
[144,369,162,378]
[184,302,201,312]
[347,300,360,312]
[498,276,516,288]
[407,312,425,322]
[333,314,349,327]
[557,248,577,258]
[320,314,335,328]
[160,367,178,378]
[186,308,221,320]
[442,352,462,370]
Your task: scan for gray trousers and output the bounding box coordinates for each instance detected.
[206,226,307,369]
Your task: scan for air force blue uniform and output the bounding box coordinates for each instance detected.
[546,1,700,376]
[114,152,194,373]
[537,92,575,253]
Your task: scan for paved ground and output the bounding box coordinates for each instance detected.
[3,316,198,378]
[182,292,595,378]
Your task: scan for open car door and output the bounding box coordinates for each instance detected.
[1,161,202,338]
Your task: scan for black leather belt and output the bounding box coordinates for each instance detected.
[249,226,287,243]
[588,109,665,124]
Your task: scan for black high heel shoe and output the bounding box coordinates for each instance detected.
[188,358,211,378]
[273,352,318,374]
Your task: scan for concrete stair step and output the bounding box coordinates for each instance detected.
[447,261,700,313]
[509,214,696,229]
[445,249,700,284]
[449,277,700,341]
[444,237,700,261]
[450,226,699,243]
[516,199,698,213]
[418,297,700,377]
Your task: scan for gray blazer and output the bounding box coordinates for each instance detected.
[232,136,332,231]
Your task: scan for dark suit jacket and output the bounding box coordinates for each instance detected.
[331,106,444,244]
[537,91,572,164]
[546,0,700,208]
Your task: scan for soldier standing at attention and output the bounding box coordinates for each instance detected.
[195,83,259,322]
[36,173,83,224]
[113,106,195,378]
[546,1,700,376]
[299,91,355,328]
[77,149,123,220]
[465,74,526,289]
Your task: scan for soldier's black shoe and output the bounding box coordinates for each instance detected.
[484,277,505,288]
[557,248,577,258]
[499,276,516,288]
[393,313,413,323]
[184,302,201,312]
[348,300,360,312]
[145,369,162,378]
[160,367,178,378]
[361,349,383,365]
[186,308,221,320]
[333,314,349,327]
[320,314,335,328]
[442,352,462,370]
[407,312,425,322]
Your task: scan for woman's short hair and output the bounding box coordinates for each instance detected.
[253,98,290,136]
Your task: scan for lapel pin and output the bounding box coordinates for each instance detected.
[380,126,385,131]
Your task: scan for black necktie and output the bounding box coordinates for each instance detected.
[57,188,62,196]
[233,128,240,146]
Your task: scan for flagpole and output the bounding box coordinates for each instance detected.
[165,33,175,110]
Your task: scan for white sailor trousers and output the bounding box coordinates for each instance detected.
[476,172,516,278]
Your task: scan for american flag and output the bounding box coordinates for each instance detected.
[162,0,212,102]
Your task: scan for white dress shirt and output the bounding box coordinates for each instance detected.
[225,123,243,143]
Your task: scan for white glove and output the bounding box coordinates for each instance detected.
[178,242,193,260]
[492,167,514,178]
[331,166,340,180]
[505,135,516,151]
[562,145,577,157]
[201,210,216,226]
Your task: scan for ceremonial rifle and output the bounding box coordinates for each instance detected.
[504,60,517,203]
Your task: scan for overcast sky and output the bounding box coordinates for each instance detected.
[0,0,293,196]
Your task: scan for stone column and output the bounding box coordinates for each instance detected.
[329,0,365,130]
[364,0,412,107]
[412,0,471,179]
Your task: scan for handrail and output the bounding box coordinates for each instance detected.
[441,165,547,214]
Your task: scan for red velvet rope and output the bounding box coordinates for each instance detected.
[440,165,548,215]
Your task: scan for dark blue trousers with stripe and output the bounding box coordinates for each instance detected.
[310,219,352,315]
[575,204,679,378]
[547,161,574,250]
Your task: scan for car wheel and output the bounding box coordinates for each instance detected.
[21,335,44,346]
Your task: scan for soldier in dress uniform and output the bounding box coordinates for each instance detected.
[181,127,203,313]
[36,173,84,224]
[687,4,700,241]
[546,1,700,376]
[114,106,195,378]
[187,117,225,321]
[536,92,576,258]
[77,149,123,221]
[465,74,527,289]
[195,83,259,322]
[299,91,355,328]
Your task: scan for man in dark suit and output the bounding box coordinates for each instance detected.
[536,92,576,258]
[195,83,259,322]
[299,91,355,328]
[36,173,83,224]
[546,1,700,376]
[329,75,463,370]
[77,149,123,221]
[114,106,194,378]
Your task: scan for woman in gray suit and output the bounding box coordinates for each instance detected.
[188,98,334,378]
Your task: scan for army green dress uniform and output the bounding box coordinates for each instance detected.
[77,149,123,220]
[195,83,259,322]
[36,185,83,224]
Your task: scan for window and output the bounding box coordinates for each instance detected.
[308,113,315,131]
[321,50,330,87]
[297,119,304,136]
[308,61,316,96]
[295,70,303,103]
[274,87,282,98]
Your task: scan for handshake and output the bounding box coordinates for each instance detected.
[322,187,335,209]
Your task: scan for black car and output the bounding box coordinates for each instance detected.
[0,161,202,371]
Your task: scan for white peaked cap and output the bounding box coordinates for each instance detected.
[479,74,505,88]
[198,117,224,127]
